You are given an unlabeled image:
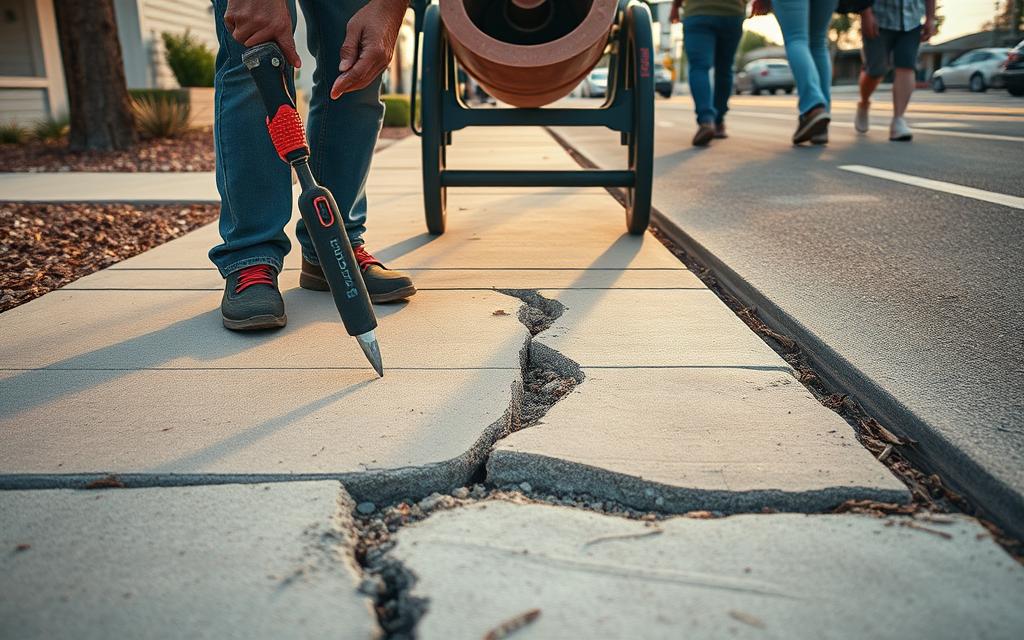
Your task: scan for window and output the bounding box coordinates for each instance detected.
[0,0,45,77]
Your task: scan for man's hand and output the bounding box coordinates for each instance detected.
[330,0,409,100]
[669,0,681,23]
[860,7,879,40]
[224,0,301,68]
[750,0,771,17]
[920,16,936,42]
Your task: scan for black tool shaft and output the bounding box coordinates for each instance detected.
[241,42,381,374]
[294,163,376,337]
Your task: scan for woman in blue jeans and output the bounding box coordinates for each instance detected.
[672,0,746,146]
[754,0,837,144]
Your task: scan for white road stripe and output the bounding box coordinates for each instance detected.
[912,121,971,128]
[839,164,1024,210]
[727,110,1024,143]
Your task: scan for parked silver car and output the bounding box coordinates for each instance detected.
[578,67,609,98]
[931,47,1011,92]
[735,59,794,95]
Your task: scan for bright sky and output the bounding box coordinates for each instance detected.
[744,1,1006,46]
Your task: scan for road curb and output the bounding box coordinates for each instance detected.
[650,209,1024,540]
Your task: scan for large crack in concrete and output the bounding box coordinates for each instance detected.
[349,290,585,638]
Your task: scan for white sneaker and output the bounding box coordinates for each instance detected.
[889,116,913,141]
[855,101,870,133]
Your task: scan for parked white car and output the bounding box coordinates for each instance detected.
[931,48,1011,92]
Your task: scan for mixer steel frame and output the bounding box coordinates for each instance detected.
[410,0,655,235]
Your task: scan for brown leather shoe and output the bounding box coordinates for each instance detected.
[692,123,715,146]
[300,246,417,303]
[714,122,728,139]
[793,106,830,145]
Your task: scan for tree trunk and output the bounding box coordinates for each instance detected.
[53,0,137,151]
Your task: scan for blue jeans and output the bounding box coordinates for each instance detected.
[772,0,837,115]
[683,15,744,125]
[209,0,382,276]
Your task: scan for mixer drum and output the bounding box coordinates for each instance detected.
[439,0,619,107]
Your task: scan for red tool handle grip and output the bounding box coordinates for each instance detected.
[242,42,310,163]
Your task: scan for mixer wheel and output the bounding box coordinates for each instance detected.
[624,1,654,235]
[421,5,448,235]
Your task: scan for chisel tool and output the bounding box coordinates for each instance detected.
[242,42,383,376]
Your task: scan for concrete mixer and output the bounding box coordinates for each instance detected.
[409,0,654,235]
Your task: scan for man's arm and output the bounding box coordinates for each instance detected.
[921,0,937,42]
[223,0,301,68]
[861,6,879,40]
[330,0,410,99]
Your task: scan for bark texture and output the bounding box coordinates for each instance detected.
[54,0,137,151]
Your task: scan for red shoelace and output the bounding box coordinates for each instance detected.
[235,264,275,293]
[354,245,382,270]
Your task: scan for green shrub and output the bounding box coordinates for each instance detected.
[382,94,411,128]
[34,114,69,141]
[132,94,192,138]
[0,121,29,144]
[162,30,215,87]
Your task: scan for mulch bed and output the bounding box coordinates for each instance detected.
[0,202,219,312]
[0,129,215,173]
[0,127,411,173]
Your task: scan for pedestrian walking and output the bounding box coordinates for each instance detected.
[212,0,417,331]
[671,0,746,146]
[753,0,837,145]
[855,0,937,141]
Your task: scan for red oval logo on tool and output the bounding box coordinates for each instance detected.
[313,196,334,227]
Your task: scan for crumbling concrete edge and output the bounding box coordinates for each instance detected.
[487,450,911,514]
[330,484,385,639]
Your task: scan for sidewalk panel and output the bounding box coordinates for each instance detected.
[0,482,379,640]
[391,501,1024,640]
[489,368,908,511]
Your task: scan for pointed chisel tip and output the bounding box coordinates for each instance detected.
[356,330,384,377]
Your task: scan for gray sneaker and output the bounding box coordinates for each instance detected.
[221,264,286,331]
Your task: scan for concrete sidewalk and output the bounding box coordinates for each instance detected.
[1,128,1020,638]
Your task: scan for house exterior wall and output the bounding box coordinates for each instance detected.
[1,1,421,127]
[0,87,49,123]
[117,0,217,89]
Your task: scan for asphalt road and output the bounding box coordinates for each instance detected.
[553,86,1024,534]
